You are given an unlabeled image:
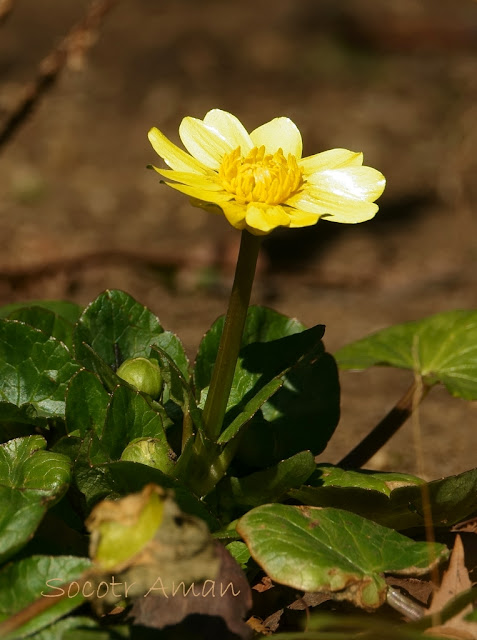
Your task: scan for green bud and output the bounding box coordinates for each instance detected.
[116,357,163,398]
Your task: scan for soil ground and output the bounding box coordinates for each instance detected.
[1,0,477,479]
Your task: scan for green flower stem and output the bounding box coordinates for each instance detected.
[202,230,262,442]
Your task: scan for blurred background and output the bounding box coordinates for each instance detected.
[1,0,477,478]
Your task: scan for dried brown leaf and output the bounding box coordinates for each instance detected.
[425,536,477,639]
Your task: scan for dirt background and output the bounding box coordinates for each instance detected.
[1,0,477,480]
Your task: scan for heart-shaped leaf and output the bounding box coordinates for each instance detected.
[290,466,477,530]
[0,436,71,562]
[0,320,80,420]
[218,451,315,514]
[237,504,448,609]
[5,307,76,352]
[335,310,477,400]
[73,290,166,370]
[65,369,110,437]
[101,384,175,473]
[195,306,340,469]
[74,460,219,531]
[0,555,91,638]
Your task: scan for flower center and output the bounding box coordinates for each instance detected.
[218,145,303,205]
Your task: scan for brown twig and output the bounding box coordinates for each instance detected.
[338,379,431,469]
[0,0,119,150]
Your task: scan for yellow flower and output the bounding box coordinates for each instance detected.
[148,109,385,236]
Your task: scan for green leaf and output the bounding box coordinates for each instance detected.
[237,504,448,609]
[335,309,477,400]
[225,541,251,570]
[290,466,477,530]
[74,460,219,531]
[101,385,175,473]
[216,377,283,445]
[194,305,306,394]
[6,307,76,352]
[65,370,110,437]
[154,331,190,381]
[218,451,316,512]
[195,306,340,469]
[0,555,92,638]
[309,465,423,497]
[25,616,109,640]
[73,290,165,370]
[151,345,202,430]
[0,300,82,325]
[0,320,80,420]
[0,436,71,563]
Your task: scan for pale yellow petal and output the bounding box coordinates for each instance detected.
[307,166,386,202]
[179,117,235,169]
[250,117,302,158]
[148,127,209,174]
[299,149,363,174]
[286,188,379,223]
[155,168,223,191]
[220,201,248,230]
[285,207,321,228]
[245,204,291,234]
[203,109,253,154]
[165,181,233,203]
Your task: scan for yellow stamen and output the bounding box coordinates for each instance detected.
[219,146,303,205]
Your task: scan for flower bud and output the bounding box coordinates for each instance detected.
[116,357,163,399]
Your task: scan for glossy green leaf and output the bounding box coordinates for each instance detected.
[101,384,174,472]
[0,320,80,419]
[216,377,283,445]
[0,555,91,638]
[218,451,315,512]
[237,504,448,609]
[73,290,165,370]
[290,466,477,530]
[0,436,71,562]
[74,460,219,530]
[65,370,110,437]
[151,345,202,430]
[309,465,423,497]
[225,541,251,570]
[196,306,340,469]
[6,307,76,352]
[24,616,110,640]
[154,331,190,381]
[194,305,306,394]
[335,310,477,400]
[0,300,82,325]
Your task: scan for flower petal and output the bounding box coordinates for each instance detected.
[299,149,363,174]
[250,117,302,158]
[155,168,223,191]
[287,188,379,223]
[203,109,253,154]
[245,204,291,234]
[164,181,233,203]
[220,201,248,230]
[307,166,386,202]
[179,117,235,169]
[148,127,209,174]
[285,207,321,228]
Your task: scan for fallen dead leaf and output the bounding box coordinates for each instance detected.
[425,536,477,639]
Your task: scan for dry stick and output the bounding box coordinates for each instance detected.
[338,378,431,469]
[0,0,119,149]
